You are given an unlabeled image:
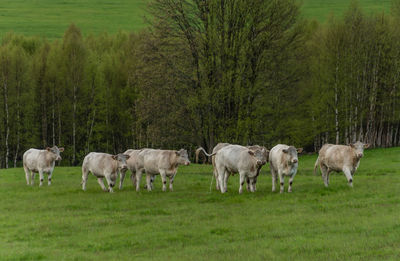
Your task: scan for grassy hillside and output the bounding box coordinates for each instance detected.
[0,148,399,260]
[302,0,391,22]
[0,0,148,39]
[0,0,392,40]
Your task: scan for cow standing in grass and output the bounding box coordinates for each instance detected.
[81,152,130,193]
[314,141,369,187]
[23,146,64,186]
[135,149,190,191]
[214,144,268,194]
[269,144,302,193]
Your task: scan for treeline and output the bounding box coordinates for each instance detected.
[1,0,400,168]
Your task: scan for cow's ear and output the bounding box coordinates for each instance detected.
[282,149,288,153]
[364,143,370,149]
[46,147,51,151]
[248,150,254,156]
[112,155,118,160]
[175,151,180,156]
[59,147,64,152]
[125,155,130,160]
[297,148,303,154]
[350,144,355,148]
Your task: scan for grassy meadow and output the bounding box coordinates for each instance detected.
[0,148,399,260]
[0,0,392,39]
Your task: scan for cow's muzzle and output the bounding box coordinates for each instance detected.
[292,159,298,164]
[185,161,190,166]
[56,156,62,161]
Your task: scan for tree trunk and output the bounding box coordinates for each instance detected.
[3,80,9,168]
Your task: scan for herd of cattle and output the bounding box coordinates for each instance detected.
[22,141,370,193]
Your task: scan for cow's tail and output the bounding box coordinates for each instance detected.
[314,157,319,175]
[195,147,216,163]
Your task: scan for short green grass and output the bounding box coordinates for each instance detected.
[302,0,391,22]
[0,0,392,39]
[0,147,399,260]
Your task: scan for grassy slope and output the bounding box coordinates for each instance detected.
[0,0,149,40]
[0,0,392,40]
[302,0,391,22]
[0,148,399,260]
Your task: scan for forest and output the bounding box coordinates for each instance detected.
[1,0,400,167]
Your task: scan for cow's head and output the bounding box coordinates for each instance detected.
[176,149,190,166]
[350,141,369,159]
[248,147,269,166]
[282,146,301,165]
[112,154,130,171]
[46,146,64,161]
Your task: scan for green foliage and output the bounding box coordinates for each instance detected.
[1,1,400,167]
[0,147,399,259]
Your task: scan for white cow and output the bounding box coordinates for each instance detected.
[269,144,302,193]
[214,144,267,194]
[23,146,64,186]
[314,141,369,187]
[81,152,130,193]
[135,149,190,191]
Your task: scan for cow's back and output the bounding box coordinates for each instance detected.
[83,152,116,176]
[324,145,354,171]
[217,145,252,173]
[23,149,45,171]
[143,150,173,174]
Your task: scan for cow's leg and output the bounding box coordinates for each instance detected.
[145,174,152,191]
[239,173,245,194]
[31,172,36,186]
[38,170,44,187]
[343,167,353,187]
[81,168,89,191]
[119,168,127,190]
[160,170,167,192]
[223,172,229,193]
[169,174,176,191]
[130,171,137,188]
[23,165,30,185]
[216,165,226,193]
[320,164,329,187]
[48,170,53,186]
[135,170,143,191]
[278,171,285,193]
[288,173,296,192]
[150,175,155,189]
[105,175,115,193]
[253,176,258,191]
[271,167,277,192]
[246,177,251,192]
[97,178,108,192]
[213,168,219,191]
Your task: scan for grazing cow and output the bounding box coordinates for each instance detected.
[135,149,190,191]
[23,146,64,186]
[314,141,369,187]
[81,152,130,193]
[215,144,268,194]
[269,144,302,193]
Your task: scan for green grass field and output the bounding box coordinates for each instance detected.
[0,148,399,260]
[0,0,392,40]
